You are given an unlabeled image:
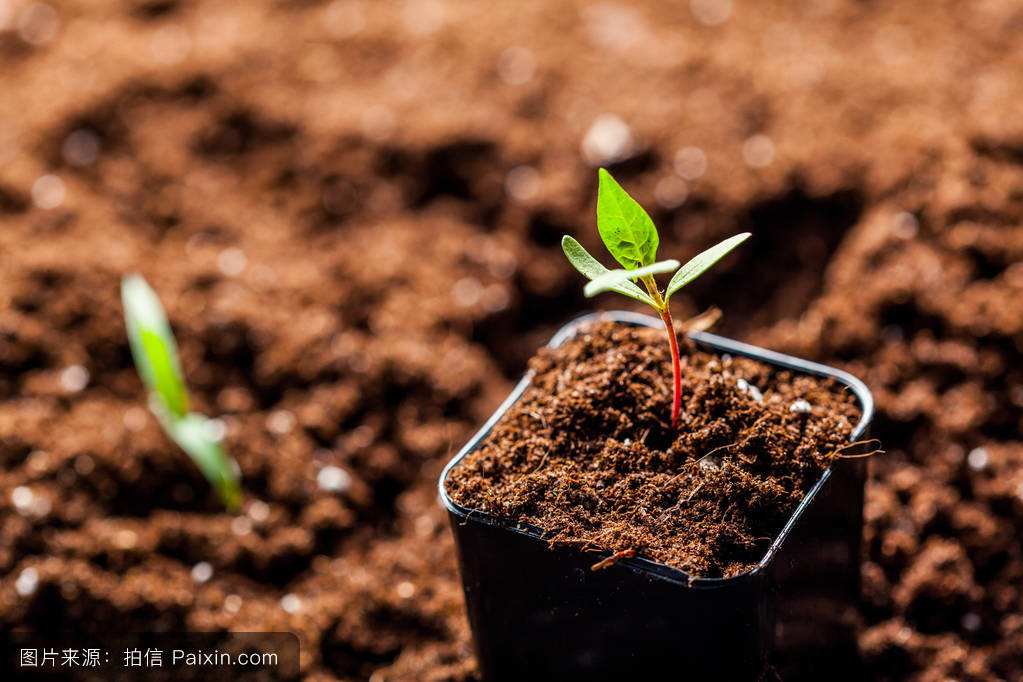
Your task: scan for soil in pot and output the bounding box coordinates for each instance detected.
[446,320,862,577]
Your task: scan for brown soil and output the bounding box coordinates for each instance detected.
[446,321,859,577]
[1,1,1023,680]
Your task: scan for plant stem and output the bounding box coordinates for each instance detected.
[641,275,682,429]
[659,306,682,429]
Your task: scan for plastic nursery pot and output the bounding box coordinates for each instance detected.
[439,311,875,681]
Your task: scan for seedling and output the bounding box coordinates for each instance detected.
[561,169,750,428]
[121,275,242,511]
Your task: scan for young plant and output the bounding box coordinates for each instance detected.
[121,274,242,511]
[561,169,750,428]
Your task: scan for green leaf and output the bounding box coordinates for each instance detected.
[121,275,243,511]
[665,233,751,302]
[561,236,656,307]
[121,275,189,419]
[170,414,242,512]
[584,259,680,298]
[596,168,659,268]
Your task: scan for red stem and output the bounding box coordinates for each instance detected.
[659,307,682,428]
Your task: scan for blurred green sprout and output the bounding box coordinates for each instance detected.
[562,168,750,428]
[121,274,241,511]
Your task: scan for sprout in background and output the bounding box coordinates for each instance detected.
[562,169,750,428]
[121,274,242,511]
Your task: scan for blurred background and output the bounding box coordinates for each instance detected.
[1,1,1022,679]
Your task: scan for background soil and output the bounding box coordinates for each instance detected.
[0,1,1022,680]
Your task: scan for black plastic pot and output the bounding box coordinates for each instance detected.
[439,311,874,681]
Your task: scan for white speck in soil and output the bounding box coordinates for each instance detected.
[318,465,351,493]
[505,165,540,203]
[122,406,148,432]
[15,567,39,597]
[280,593,302,614]
[224,594,242,613]
[789,399,812,414]
[17,2,59,46]
[674,146,708,180]
[452,277,482,307]
[967,447,989,471]
[114,530,138,550]
[736,378,764,403]
[396,581,416,599]
[205,418,227,442]
[27,450,49,473]
[742,134,775,168]
[699,456,721,472]
[31,174,65,209]
[60,365,89,393]
[191,562,213,584]
[11,486,34,514]
[892,211,919,240]
[231,517,252,536]
[581,114,634,166]
[217,247,247,277]
[266,410,295,435]
[655,175,688,209]
[247,500,270,523]
[961,612,982,632]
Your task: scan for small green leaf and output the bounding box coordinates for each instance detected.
[122,275,243,511]
[561,236,656,307]
[121,275,189,419]
[596,168,659,268]
[170,414,242,512]
[665,233,751,302]
[584,259,680,298]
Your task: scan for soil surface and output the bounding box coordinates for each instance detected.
[1,1,1023,680]
[447,321,859,577]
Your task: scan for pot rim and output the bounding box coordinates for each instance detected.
[439,310,874,588]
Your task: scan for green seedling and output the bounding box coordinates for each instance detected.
[121,274,241,511]
[562,169,750,428]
